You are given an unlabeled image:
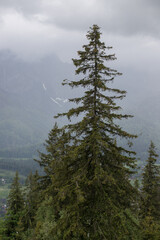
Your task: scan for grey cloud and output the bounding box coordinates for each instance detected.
[0,0,160,63]
[0,0,41,13]
[44,0,160,38]
[57,0,160,38]
[0,0,160,38]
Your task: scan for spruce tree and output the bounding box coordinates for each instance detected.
[4,172,24,240]
[36,123,71,196]
[38,25,137,239]
[17,171,40,238]
[141,141,160,220]
[140,141,160,239]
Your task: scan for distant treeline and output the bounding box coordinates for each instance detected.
[0,143,45,158]
[0,158,41,176]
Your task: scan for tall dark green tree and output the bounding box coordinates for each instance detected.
[4,172,24,240]
[141,141,160,220]
[36,123,72,196]
[140,141,160,240]
[16,171,40,238]
[38,25,137,239]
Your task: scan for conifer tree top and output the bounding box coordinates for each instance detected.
[37,25,138,239]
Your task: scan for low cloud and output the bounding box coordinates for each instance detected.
[0,0,160,37]
[0,0,159,63]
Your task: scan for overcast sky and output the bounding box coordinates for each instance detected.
[0,0,160,94]
[0,0,159,58]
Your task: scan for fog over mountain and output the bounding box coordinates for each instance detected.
[0,49,160,164]
[0,50,74,150]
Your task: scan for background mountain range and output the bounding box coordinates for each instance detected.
[0,50,73,151]
[0,49,160,179]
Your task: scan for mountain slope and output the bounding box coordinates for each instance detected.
[0,49,159,168]
[0,50,73,150]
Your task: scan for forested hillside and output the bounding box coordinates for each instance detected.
[0,51,73,187]
[0,50,73,150]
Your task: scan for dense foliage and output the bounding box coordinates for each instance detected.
[140,142,160,239]
[3,172,24,239]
